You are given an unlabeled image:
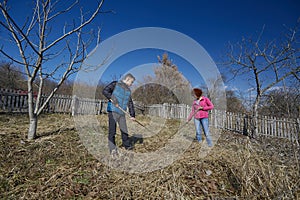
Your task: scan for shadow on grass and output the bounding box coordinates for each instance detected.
[35,127,76,139]
[129,133,143,148]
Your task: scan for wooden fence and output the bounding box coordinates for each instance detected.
[146,103,299,143]
[0,88,106,115]
[1,89,299,142]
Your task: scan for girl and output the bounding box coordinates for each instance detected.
[187,88,214,147]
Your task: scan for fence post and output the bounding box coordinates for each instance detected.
[211,109,215,128]
[296,119,300,145]
[98,100,103,115]
[163,103,167,119]
[71,95,78,116]
[243,114,248,136]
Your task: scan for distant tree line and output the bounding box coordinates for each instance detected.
[0,62,26,90]
[0,61,106,99]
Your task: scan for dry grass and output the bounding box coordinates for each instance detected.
[0,113,299,199]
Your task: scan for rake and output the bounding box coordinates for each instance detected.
[109,100,156,135]
[110,100,203,133]
[176,106,203,131]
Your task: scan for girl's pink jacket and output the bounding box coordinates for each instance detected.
[187,96,214,121]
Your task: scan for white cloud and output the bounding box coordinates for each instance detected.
[225,85,239,91]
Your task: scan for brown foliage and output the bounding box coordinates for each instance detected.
[135,53,192,105]
[0,114,299,199]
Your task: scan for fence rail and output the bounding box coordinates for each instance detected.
[1,89,299,143]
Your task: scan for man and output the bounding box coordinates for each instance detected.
[102,73,136,155]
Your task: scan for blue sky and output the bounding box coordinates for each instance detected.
[96,0,300,91]
[1,0,299,93]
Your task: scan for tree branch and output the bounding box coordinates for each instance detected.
[0,2,40,55]
[44,0,104,51]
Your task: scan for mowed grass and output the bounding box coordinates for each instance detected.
[0,113,299,199]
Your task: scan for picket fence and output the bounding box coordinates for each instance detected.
[0,88,106,115]
[1,89,299,142]
[147,103,299,143]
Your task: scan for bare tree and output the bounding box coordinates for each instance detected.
[155,53,192,104]
[259,85,300,119]
[206,74,227,111]
[0,62,26,89]
[226,90,246,113]
[226,22,300,137]
[133,53,193,105]
[0,0,106,139]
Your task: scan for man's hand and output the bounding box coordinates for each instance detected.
[109,99,119,107]
[130,117,136,121]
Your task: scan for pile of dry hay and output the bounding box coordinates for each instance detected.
[0,114,299,199]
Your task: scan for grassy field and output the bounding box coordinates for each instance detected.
[0,113,299,199]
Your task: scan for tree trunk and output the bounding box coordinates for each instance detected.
[251,95,260,138]
[28,114,38,140]
[27,80,38,140]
